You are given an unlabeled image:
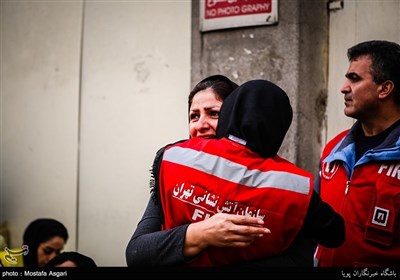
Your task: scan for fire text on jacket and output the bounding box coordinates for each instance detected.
[378,163,400,179]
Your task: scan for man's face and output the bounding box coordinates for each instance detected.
[340,55,381,121]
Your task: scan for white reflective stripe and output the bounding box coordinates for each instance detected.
[163,146,310,194]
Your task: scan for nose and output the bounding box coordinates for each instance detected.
[340,81,351,94]
[47,252,58,263]
[195,116,210,131]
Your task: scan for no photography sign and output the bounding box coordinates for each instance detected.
[200,0,278,31]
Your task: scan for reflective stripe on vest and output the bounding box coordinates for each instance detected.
[163,146,310,194]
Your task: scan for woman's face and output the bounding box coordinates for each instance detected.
[37,236,65,267]
[189,88,223,138]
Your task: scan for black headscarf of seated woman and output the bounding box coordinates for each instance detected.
[45,251,97,267]
[216,79,293,159]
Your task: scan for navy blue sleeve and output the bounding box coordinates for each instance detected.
[303,190,345,248]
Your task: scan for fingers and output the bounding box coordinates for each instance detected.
[229,214,264,226]
[196,213,271,248]
[221,226,269,248]
[221,214,271,235]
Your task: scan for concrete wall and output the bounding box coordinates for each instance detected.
[77,1,191,266]
[192,0,400,176]
[1,0,83,254]
[192,0,329,176]
[1,0,191,266]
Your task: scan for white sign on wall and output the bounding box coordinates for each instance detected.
[200,0,278,32]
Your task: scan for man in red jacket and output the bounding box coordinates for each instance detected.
[315,40,400,267]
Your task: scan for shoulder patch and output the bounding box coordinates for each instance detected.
[321,161,340,180]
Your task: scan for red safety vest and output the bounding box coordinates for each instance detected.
[158,137,313,266]
[316,130,400,266]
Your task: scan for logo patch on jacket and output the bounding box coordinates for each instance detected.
[321,161,340,180]
[372,206,389,227]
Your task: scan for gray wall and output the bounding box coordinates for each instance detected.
[1,0,83,254]
[1,0,191,266]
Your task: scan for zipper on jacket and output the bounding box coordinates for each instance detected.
[345,180,350,195]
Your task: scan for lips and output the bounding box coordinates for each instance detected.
[344,97,352,106]
[199,135,216,139]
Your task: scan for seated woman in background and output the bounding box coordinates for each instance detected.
[22,218,69,267]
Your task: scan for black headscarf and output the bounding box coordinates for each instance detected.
[22,218,69,267]
[216,79,293,159]
[45,251,97,267]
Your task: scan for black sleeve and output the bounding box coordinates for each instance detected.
[125,197,190,266]
[313,172,321,194]
[302,190,345,248]
[126,140,193,267]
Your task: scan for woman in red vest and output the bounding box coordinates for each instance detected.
[126,79,345,267]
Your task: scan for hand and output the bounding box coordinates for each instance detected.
[184,213,270,257]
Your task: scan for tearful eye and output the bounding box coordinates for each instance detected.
[190,114,199,121]
[210,111,220,118]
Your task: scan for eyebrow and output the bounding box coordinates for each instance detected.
[190,106,220,112]
[345,72,359,79]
